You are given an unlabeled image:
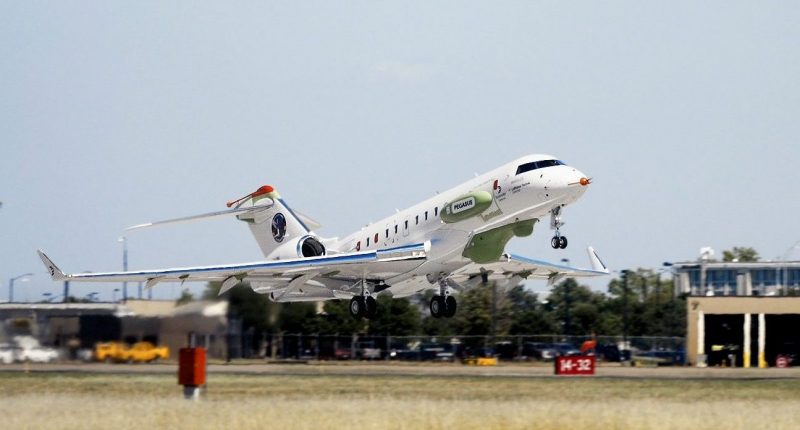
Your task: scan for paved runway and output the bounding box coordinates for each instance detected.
[2,362,799,380]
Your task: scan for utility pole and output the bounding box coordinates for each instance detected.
[119,236,128,302]
[561,259,571,336]
[621,270,630,347]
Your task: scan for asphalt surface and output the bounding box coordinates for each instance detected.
[2,362,800,380]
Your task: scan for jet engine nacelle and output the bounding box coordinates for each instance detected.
[268,234,327,260]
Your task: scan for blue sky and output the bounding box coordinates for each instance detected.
[2,1,799,302]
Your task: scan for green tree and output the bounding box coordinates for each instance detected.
[507,285,557,334]
[723,247,759,262]
[278,303,320,333]
[367,295,421,336]
[175,288,194,306]
[450,281,512,337]
[316,300,366,334]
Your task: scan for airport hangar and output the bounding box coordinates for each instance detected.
[673,259,800,367]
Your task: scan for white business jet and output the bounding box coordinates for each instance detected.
[38,154,608,319]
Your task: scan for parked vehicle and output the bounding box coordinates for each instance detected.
[12,336,60,363]
[595,343,622,362]
[521,342,558,361]
[552,343,581,357]
[95,342,127,362]
[19,346,60,363]
[120,342,170,363]
[0,344,20,364]
[494,341,519,360]
[95,341,169,363]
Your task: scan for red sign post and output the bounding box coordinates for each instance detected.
[555,355,596,375]
[179,347,207,400]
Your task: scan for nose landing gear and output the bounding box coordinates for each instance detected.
[550,206,568,249]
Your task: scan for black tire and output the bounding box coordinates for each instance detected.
[349,296,364,319]
[551,236,560,249]
[365,296,378,319]
[430,296,444,318]
[444,296,457,318]
[559,236,568,249]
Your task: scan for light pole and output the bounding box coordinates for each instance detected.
[8,273,33,302]
[620,270,631,348]
[118,236,128,302]
[656,262,673,306]
[561,258,571,336]
[781,240,800,295]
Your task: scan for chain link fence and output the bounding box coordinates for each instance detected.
[237,333,686,365]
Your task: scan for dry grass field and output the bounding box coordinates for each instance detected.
[1,371,799,430]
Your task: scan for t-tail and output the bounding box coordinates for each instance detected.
[126,184,330,260]
[229,186,327,259]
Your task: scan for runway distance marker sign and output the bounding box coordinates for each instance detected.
[555,355,596,376]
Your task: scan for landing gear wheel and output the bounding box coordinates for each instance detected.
[551,236,561,249]
[444,296,457,318]
[559,236,568,249]
[430,295,445,318]
[364,296,378,319]
[349,296,365,319]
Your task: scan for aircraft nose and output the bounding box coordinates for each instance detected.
[566,170,591,188]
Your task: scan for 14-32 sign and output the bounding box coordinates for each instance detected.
[555,356,596,375]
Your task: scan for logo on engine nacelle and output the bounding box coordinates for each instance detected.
[271,213,287,243]
[452,197,475,214]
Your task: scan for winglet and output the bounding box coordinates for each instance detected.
[37,250,68,281]
[586,246,609,273]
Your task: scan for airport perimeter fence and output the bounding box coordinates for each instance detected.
[255,333,686,364]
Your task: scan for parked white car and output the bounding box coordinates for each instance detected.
[12,336,60,363]
[0,344,20,364]
[18,346,59,363]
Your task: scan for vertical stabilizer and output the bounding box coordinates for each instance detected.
[233,186,312,257]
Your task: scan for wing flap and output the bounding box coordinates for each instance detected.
[450,246,609,284]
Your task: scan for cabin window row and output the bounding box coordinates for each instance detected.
[357,206,439,250]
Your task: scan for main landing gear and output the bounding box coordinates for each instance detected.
[429,277,457,318]
[349,295,378,320]
[550,206,568,249]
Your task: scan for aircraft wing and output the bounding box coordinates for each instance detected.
[37,243,428,295]
[449,246,609,286]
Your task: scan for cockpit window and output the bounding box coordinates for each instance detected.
[515,159,565,175]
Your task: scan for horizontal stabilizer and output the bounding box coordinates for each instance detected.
[126,201,274,231]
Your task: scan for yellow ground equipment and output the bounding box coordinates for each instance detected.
[95,341,169,363]
[122,342,170,363]
[463,357,498,366]
[94,342,127,362]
